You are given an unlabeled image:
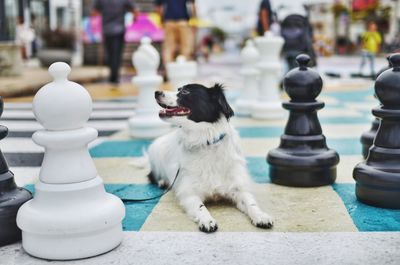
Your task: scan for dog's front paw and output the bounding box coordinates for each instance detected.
[251,212,274,229]
[198,218,218,233]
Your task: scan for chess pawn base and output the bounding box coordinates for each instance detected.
[354,160,400,209]
[354,110,400,209]
[251,101,285,120]
[128,114,171,138]
[268,135,339,187]
[0,171,32,246]
[360,118,380,158]
[17,176,125,260]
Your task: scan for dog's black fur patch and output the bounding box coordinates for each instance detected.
[177,83,234,123]
[147,171,158,185]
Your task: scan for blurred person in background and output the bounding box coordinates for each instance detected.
[155,0,196,63]
[359,21,381,77]
[257,0,272,36]
[92,0,139,86]
[281,14,316,71]
[16,17,35,61]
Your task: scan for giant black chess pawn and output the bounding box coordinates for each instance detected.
[0,98,32,246]
[353,53,400,209]
[360,119,380,158]
[360,57,392,158]
[267,54,340,187]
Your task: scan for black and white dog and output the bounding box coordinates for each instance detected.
[147,84,273,233]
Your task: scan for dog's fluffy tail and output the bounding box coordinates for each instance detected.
[130,149,160,185]
[129,148,150,169]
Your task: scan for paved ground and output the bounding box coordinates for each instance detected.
[2,232,400,265]
[1,53,399,264]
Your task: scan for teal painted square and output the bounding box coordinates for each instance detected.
[106,184,162,231]
[90,140,152,158]
[333,183,400,231]
[238,127,283,138]
[320,116,371,124]
[247,157,270,183]
[326,138,362,156]
[323,89,373,104]
[24,184,162,231]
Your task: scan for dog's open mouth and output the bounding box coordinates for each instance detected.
[159,106,191,118]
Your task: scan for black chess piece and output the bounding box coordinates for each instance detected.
[353,53,400,209]
[360,119,380,158]
[267,54,340,187]
[360,57,392,158]
[0,97,32,246]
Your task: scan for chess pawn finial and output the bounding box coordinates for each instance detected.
[17,63,125,259]
[360,56,392,158]
[128,37,171,138]
[241,40,260,68]
[0,97,32,246]
[256,31,284,63]
[176,55,186,63]
[354,53,400,208]
[251,31,285,119]
[166,55,198,90]
[33,62,92,131]
[133,37,160,76]
[236,40,260,116]
[284,54,322,101]
[32,62,96,184]
[267,54,339,187]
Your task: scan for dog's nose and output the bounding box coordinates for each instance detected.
[155,91,163,98]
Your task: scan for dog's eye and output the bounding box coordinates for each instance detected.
[180,90,190,95]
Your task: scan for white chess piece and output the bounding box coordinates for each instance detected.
[166,55,197,90]
[128,37,170,138]
[17,62,125,260]
[251,31,285,119]
[236,40,260,116]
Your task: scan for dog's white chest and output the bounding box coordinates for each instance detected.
[179,142,241,192]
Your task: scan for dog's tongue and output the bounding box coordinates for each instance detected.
[159,106,190,117]
[166,107,186,113]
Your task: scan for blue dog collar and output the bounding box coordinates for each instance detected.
[207,133,227,146]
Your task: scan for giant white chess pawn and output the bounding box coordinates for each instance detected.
[128,37,170,138]
[236,40,260,116]
[251,31,284,119]
[166,55,198,90]
[17,62,125,260]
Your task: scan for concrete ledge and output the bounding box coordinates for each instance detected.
[0,66,109,98]
[1,232,400,265]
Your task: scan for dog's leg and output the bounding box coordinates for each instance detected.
[178,195,218,233]
[230,189,274,229]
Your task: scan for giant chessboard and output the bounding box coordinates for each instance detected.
[1,86,400,264]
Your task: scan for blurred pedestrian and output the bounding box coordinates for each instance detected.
[155,0,196,63]
[281,14,316,71]
[359,21,381,77]
[15,17,35,61]
[92,0,139,85]
[257,0,272,36]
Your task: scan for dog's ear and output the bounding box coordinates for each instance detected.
[209,83,234,120]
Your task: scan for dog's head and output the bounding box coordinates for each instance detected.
[155,83,234,126]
